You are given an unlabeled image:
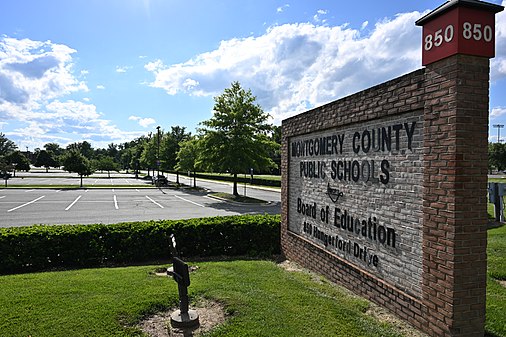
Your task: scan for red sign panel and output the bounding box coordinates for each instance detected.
[421,7,496,65]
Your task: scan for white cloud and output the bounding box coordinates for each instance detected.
[96,84,105,89]
[277,4,289,13]
[0,37,88,115]
[491,106,506,118]
[313,9,328,23]
[116,65,132,73]
[491,1,506,81]
[0,36,143,149]
[145,11,423,123]
[129,115,156,128]
[145,59,164,73]
[361,21,369,30]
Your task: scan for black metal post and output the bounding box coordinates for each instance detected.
[494,183,501,222]
[156,125,161,183]
[178,282,189,315]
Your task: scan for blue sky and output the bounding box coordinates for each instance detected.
[1,0,506,150]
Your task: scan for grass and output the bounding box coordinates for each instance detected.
[0,260,406,337]
[210,192,268,204]
[0,224,505,336]
[486,224,506,336]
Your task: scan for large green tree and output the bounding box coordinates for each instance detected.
[0,134,18,181]
[6,151,31,176]
[175,137,200,187]
[0,133,17,157]
[66,141,94,159]
[198,81,278,196]
[62,150,94,187]
[34,150,58,173]
[93,156,120,178]
[160,126,191,173]
[140,135,157,177]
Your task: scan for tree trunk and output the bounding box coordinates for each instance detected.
[46,167,49,173]
[80,174,83,188]
[176,172,179,184]
[193,170,196,187]
[233,172,239,196]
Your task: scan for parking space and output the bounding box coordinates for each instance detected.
[6,176,149,187]
[0,187,277,227]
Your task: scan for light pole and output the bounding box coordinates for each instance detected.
[493,124,504,143]
[156,125,161,180]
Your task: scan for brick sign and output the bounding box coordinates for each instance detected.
[288,111,424,296]
[282,1,503,336]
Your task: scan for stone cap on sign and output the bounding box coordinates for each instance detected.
[415,0,504,26]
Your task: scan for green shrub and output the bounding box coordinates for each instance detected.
[0,214,280,274]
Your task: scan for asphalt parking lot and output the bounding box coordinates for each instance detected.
[0,170,281,227]
[0,187,279,227]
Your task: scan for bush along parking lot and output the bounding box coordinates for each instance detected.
[0,214,280,274]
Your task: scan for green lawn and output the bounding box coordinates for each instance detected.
[486,225,506,337]
[0,260,407,337]
[0,212,503,336]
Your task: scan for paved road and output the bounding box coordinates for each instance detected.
[0,173,280,228]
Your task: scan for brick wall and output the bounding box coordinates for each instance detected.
[422,55,489,336]
[281,54,490,337]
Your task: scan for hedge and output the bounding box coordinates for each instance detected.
[0,214,280,275]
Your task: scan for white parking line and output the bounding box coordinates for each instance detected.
[113,195,119,209]
[174,194,205,207]
[125,179,130,184]
[0,196,6,199]
[25,189,35,192]
[7,196,45,213]
[65,195,82,211]
[146,196,164,208]
[55,190,61,193]
[135,189,140,192]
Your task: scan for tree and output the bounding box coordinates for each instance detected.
[175,137,200,187]
[6,151,31,176]
[44,142,63,167]
[268,125,282,175]
[160,126,191,183]
[120,148,133,173]
[198,81,278,196]
[66,141,94,159]
[93,156,120,178]
[34,150,58,173]
[62,150,94,187]
[0,157,14,186]
[106,143,119,162]
[489,142,506,172]
[0,133,17,157]
[140,135,157,177]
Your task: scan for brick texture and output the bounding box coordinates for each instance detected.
[281,54,489,337]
